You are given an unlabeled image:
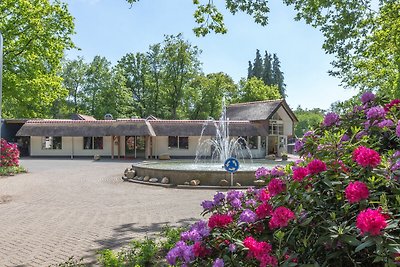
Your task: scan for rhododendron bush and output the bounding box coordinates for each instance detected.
[166,93,400,266]
[0,138,20,167]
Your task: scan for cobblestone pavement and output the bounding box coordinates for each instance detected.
[0,158,217,266]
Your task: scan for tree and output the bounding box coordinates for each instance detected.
[247,61,253,79]
[183,72,237,119]
[61,57,88,114]
[271,53,286,97]
[282,0,400,97]
[96,67,135,119]
[117,52,153,118]
[83,56,112,118]
[126,0,270,36]
[252,49,263,79]
[262,51,273,86]
[162,34,201,119]
[235,77,281,103]
[0,0,75,118]
[294,106,324,137]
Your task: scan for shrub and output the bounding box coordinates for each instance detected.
[1,138,20,167]
[166,93,400,266]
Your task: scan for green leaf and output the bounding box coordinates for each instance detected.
[341,235,361,246]
[355,238,375,252]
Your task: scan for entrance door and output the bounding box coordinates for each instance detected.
[125,136,145,158]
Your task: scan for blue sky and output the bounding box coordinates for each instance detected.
[65,0,357,110]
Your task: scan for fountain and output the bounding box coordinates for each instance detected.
[131,99,285,187]
[195,98,252,164]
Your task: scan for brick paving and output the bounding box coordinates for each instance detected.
[0,158,216,266]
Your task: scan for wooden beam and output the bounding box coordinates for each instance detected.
[111,135,114,159]
[117,136,121,159]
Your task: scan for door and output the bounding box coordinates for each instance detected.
[125,136,145,158]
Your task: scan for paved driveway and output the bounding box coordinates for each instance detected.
[0,158,216,266]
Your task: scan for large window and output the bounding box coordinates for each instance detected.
[168,136,189,149]
[42,136,62,150]
[83,137,103,150]
[238,136,259,149]
[248,136,259,149]
[269,123,284,135]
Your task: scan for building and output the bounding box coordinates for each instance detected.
[11,99,297,159]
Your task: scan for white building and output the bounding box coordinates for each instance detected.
[16,100,297,159]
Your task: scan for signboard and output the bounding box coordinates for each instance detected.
[224,157,239,173]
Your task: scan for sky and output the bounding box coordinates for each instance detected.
[65,0,357,110]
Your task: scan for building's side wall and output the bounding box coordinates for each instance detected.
[153,136,211,157]
[276,106,294,136]
[30,136,114,157]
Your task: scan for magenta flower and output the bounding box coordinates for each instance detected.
[345,181,369,203]
[269,206,295,229]
[292,167,308,182]
[352,146,381,168]
[267,178,286,196]
[356,208,387,236]
[378,119,394,128]
[307,159,327,175]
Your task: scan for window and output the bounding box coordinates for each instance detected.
[42,136,62,150]
[168,136,189,149]
[269,124,284,135]
[83,137,103,150]
[248,136,258,149]
[238,136,259,149]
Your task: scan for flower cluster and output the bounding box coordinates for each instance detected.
[243,236,277,267]
[0,139,20,167]
[345,181,369,203]
[352,146,381,168]
[323,112,340,127]
[167,94,400,266]
[356,208,387,236]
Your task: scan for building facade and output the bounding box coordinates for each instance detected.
[13,100,297,159]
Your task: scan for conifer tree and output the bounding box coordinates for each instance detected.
[272,53,286,98]
[252,49,263,79]
[262,51,273,85]
[247,61,253,79]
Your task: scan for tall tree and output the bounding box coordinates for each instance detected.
[183,72,237,119]
[236,77,281,103]
[117,52,152,118]
[262,51,273,86]
[96,67,135,119]
[247,61,253,79]
[147,44,165,117]
[0,0,75,118]
[271,54,286,98]
[84,56,112,118]
[162,34,201,119]
[61,57,88,114]
[252,49,263,79]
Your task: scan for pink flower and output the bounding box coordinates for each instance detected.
[193,242,211,258]
[292,167,308,181]
[255,202,273,219]
[258,189,270,202]
[208,214,233,229]
[345,181,369,203]
[269,207,295,229]
[267,178,286,196]
[352,146,381,168]
[356,208,387,236]
[306,159,327,175]
[243,236,277,267]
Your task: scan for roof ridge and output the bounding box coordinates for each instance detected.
[228,99,283,107]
